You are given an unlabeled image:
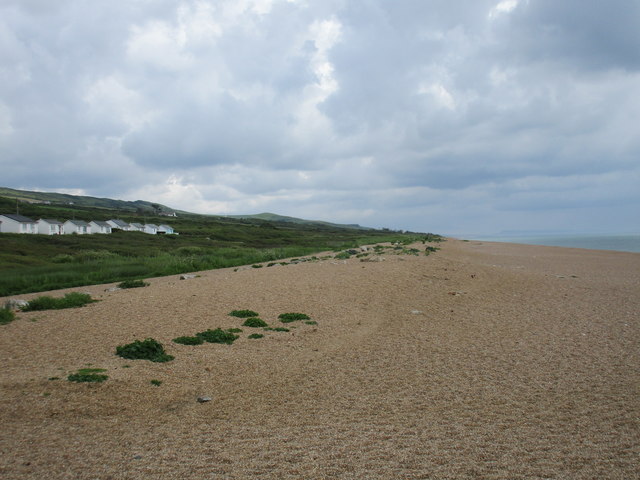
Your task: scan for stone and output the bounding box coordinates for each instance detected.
[4,299,28,310]
[180,274,197,280]
[197,396,212,403]
[411,310,423,315]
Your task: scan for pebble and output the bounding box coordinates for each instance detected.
[197,396,212,403]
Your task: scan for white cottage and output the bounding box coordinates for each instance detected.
[0,214,37,234]
[63,219,90,235]
[158,224,175,234]
[89,221,112,234]
[107,219,131,231]
[37,218,64,235]
[144,224,159,234]
[129,222,145,232]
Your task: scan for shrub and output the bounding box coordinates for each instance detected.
[248,333,264,339]
[21,292,95,311]
[117,279,149,289]
[242,317,268,328]
[150,379,162,386]
[173,335,204,345]
[0,308,15,325]
[196,328,238,344]
[229,309,259,318]
[334,251,351,260]
[251,264,263,268]
[279,312,310,323]
[264,327,289,332]
[116,338,174,362]
[305,321,318,325]
[227,328,243,333]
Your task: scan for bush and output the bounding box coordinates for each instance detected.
[227,328,243,333]
[229,309,259,318]
[150,379,162,386]
[279,312,311,323]
[334,251,351,260]
[264,327,289,332]
[0,309,15,325]
[116,338,174,362]
[242,317,268,328]
[196,328,239,344]
[305,320,318,325]
[173,335,204,345]
[21,292,96,311]
[248,333,264,339]
[117,279,149,289]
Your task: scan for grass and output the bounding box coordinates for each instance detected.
[173,335,204,345]
[248,333,264,339]
[227,328,243,333]
[150,379,162,386]
[279,312,311,323]
[117,279,149,289]
[305,320,318,325]
[20,292,96,311]
[196,328,239,344]
[115,338,174,362]
[0,308,15,325]
[242,317,268,328]
[229,309,259,318]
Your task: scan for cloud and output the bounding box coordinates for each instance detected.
[1,0,639,235]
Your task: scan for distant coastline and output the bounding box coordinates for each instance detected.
[464,234,640,253]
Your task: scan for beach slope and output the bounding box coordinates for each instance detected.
[1,239,638,479]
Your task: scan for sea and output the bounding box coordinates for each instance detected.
[466,234,640,253]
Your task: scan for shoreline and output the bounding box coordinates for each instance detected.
[1,239,638,479]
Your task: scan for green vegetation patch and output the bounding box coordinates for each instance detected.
[305,321,318,325]
[229,309,259,318]
[116,338,174,362]
[264,327,290,332]
[242,317,268,328]
[68,368,108,383]
[196,328,239,344]
[227,328,243,333]
[150,379,162,386]
[173,335,204,345]
[117,279,149,289]
[248,333,264,339]
[279,312,311,323]
[20,292,95,312]
[0,308,15,325]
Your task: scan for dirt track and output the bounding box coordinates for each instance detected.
[1,239,638,479]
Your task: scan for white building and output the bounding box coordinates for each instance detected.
[158,224,175,234]
[89,221,112,234]
[37,218,64,235]
[63,219,90,235]
[107,219,131,231]
[129,222,145,232]
[144,224,158,234]
[0,214,37,234]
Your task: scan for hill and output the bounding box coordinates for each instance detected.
[226,212,371,230]
[0,186,175,214]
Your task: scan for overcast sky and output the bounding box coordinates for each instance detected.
[1,0,639,235]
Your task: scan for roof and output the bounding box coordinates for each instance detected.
[130,223,144,228]
[145,224,159,228]
[159,224,173,229]
[66,219,90,226]
[1,214,36,223]
[90,221,111,227]
[109,219,130,227]
[38,218,63,225]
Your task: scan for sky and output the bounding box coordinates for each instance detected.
[1,0,639,236]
